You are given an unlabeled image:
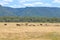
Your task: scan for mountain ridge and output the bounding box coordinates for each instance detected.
[0,5,60,17]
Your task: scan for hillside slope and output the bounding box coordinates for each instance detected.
[0,5,60,17]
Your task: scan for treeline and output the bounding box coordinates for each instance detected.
[0,16,60,23]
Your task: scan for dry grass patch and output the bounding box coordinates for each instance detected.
[0,22,60,40]
[0,32,60,40]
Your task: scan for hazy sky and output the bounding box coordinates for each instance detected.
[0,0,60,8]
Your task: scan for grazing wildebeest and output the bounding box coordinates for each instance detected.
[4,24,7,26]
[32,24,36,26]
[28,24,35,26]
[25,23,28,26]
[54,25,60,26]
[40,24,43,26]
[16,24,20,26]
[29,25,32,26]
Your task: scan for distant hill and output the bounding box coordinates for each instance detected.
[0,5,60,17]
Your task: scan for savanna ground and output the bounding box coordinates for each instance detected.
[0,22,60,40]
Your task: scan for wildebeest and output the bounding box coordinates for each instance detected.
[4,24,7,26]
[16,24,20,26]
[25,23,28,26]
[45,24,48,26]
[28,25,31,26]
[28,24,36,26]
[40,24,43,26]
[32,24,36,26]
[54,25,60,26]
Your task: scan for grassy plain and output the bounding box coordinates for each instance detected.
[0,22,60,40]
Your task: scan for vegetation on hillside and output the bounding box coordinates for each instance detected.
[0,16,60,23]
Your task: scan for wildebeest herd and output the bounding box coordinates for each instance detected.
[3,23,60,27]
